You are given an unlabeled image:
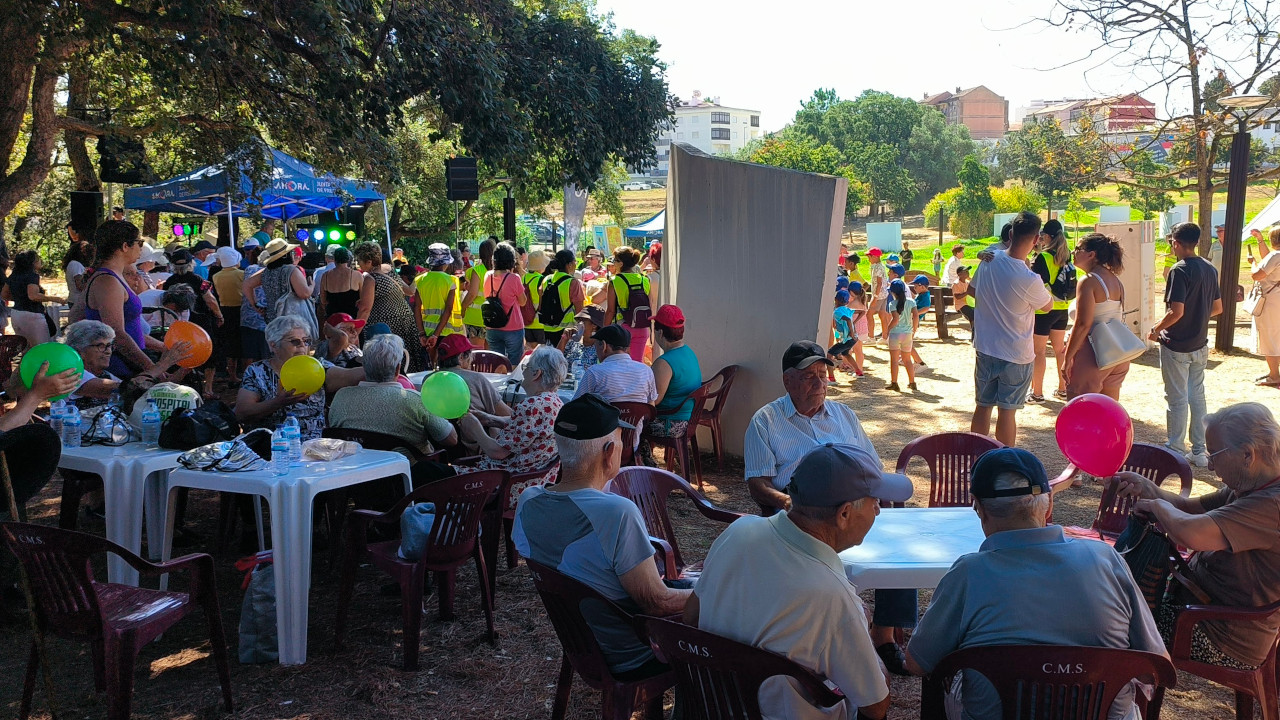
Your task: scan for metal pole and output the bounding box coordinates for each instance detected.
[225,196,237,249]
[1215,118,1250,352]
[382,199,393,258]
[938,209,944,246]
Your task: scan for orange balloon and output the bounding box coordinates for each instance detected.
[165,320,212,368]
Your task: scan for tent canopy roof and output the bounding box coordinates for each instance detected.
[624,209,665,237]
[123,146,383,220]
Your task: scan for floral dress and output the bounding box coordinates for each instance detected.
[240,357,333,439]
[478,392,564,508]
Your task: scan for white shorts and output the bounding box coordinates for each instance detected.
[887,332,913,352]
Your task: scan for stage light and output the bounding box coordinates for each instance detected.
[329,229,341,241]
[313,229,326,242]
[345,230,356,241]
[295,229,309,242]
[173,224,185,236]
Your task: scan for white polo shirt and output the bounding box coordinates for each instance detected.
[744,395,878,491]
[695,513,889,719]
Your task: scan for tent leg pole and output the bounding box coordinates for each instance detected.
[383,200,393,258]
[226,197,237,250]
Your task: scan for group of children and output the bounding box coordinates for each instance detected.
[828,251,933,392]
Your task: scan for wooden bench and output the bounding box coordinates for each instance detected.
[924,286,965,340]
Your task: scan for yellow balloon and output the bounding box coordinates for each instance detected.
[280,355,325,396]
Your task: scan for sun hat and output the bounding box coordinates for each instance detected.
[260,238,299,265]
[574,306,606,327]
[426,243,453,267]
[786,443,913,507]
[215,246,242,268]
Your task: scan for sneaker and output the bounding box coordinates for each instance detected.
[885,382,900,391]
[1053,389,1068,400]
[908,382,918,391]
[1027,394,1045,403]
[1187,451,1209,468]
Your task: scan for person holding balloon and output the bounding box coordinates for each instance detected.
[84,220,170,380]
[3,347,85,431]
[62,320,191,409]
[235,315,364,440]
[456,344,567,479]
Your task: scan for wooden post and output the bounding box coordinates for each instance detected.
[938,209,945,246]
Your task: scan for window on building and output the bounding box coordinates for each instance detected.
[691,131,700,139]
[691,116,699,123]
[711,128,730,140]
[750,115,760,127]
[656,138,671,146]
[676,132,684,139]
[711,112,730,124]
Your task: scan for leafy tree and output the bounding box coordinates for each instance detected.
[906,109,977,211]
[1118,150,1179,219]
[743,137,868,217]
[953,155,996,238]
[997,118,1107,212]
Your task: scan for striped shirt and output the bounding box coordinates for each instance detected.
[573,353,657,405]
[744,395,878,491]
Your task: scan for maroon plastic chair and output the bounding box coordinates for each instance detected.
[894,432,1004,508]
[693,365,739,472]
[644,382,711,488]
[921,645,1176,720]
[0,334,28,390]
[322,426,429,464]
[643,616,843,719]
[1149,600,1280,720]
[1,522,232,720]
[525,558,675,720]
[469,350,513,374]
[335,469,504,670]
[607,466,742,581]
[611,402,655,467]
[480,457,560,592]
[1063,444,1194,543]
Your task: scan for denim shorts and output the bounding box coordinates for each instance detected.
[974,351,1033,409]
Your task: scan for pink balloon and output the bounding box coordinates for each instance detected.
[1055,393,1134,477]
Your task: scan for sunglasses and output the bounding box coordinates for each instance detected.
[285,337,312,348]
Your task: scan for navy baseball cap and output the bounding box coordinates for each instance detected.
[782,341,834,372]
[592,323,632,348]
[554,393,635,440]
[888,263,906,276]
[970,448,1050,499]
[787,443,914,506]
[911,275,931,287]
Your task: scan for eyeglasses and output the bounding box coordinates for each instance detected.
[87,342,113,353]
[1207,446,1233,463]
[285,337,312,348]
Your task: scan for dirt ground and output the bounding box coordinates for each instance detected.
[1,287,1275,718]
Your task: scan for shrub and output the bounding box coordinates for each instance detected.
[990,185,1045,215]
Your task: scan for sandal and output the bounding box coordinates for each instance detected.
[1027,394,1045,403]
[1257,378,1280,387]
[1053,389,1068,399]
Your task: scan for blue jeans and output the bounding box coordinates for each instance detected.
[486,328,525,367]
[1161,344,1209,455]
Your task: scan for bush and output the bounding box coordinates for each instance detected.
[923,187,960,227]
[926,183,1047,240]
[990,185,1045,215]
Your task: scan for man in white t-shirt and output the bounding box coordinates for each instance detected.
[969,212,1052,447]
[941,244,965,285]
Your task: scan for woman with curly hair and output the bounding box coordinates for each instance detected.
[353,242,423,371]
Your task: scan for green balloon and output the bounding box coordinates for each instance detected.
[420,371,471,420]
[19,342,84,401]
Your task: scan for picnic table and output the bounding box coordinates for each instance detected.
[838,507,985,590]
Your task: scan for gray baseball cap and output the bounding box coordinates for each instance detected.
[787,443,914,506]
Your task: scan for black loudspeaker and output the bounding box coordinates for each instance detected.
[339,205,368,239]
[503,197,516,241]
[445,157,479,201]
[69,191,104,234]
[97,135,150,184]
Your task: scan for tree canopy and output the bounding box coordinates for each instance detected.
[997,118,1107,212]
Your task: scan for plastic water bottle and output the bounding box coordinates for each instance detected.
[283,414,303,467]
[49,400,66,436]
[572,359,585,388]
[62,407,82,448]
[109,390,122,410]
[141,399,162,447]
[270,428,290,476]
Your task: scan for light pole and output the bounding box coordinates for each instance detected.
[1215,95,1273,351]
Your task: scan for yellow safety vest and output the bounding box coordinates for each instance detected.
[965,263,977,308]
[462,262,488,327]
[610,272,651,323]
[523,272,545,330]
[415,271,462,336]
[1036,252,1072,313]
[539,271,576,331]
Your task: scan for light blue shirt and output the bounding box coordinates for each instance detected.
[573,352,657,405]
[744,394,878,491]
[889,296,916,335]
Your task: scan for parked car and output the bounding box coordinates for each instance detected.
[621,181,653,191]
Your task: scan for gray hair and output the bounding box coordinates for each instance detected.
[64,320,115,351]
[1207,402,1280,466]
[977,471,1050,521]
[555,432,614,471]
[265,314,310,349]
[789,497,865,522]
[525,345,568,387]
[362,333,406,383]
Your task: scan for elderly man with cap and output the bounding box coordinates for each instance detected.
[686,443,911,720]
[905,448,1164,718]
[316,312,366,367]
[513,393,690,678]
[572,323,657,406]
[190,240,217,280]
[745,339,918,673]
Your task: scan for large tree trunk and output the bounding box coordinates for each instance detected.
[0,34,71,220]
[1195,141,1215,258]
[65,69,101,192]
[142,210,159,239]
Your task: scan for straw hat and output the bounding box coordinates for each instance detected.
[260,238,299,265]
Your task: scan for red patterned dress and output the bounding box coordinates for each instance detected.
[478,391,564,508]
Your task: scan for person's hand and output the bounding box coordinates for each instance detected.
[977,250,995,262]
[1106,471,1158,501]
[1061,355,1074,382]
[29,362,80,401]
[1147,328,1161,343]
[159,340,193,369]
[274,385,309,407]
[424,335,439,349]
[1132,498,1165,521]
[456,412,484,439]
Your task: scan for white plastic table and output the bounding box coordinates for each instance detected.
[57,443,185,587]
[160,449,412,665]
[408,369,576,404]
[839,507,986,590]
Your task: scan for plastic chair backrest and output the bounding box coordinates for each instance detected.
[525,557,640,688]
[0,335,28,386]
[643,617,843,720]
[322,426,426,462]
[470,350,513,374]
[379,469,506,566]
[1093,443,1193,538]
[501,457,560,513]
[927,645,1176,720]
[895,432,1004,508]
[0,522,110,638]
[611,402,655,464]
[700,365,739,419]
[610,466,687,569]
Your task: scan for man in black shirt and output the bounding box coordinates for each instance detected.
[1150,222,1222,467]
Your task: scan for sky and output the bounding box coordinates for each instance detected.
[595,0,1183,133]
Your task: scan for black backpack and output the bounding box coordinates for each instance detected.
[537,274,572,327]
[481,273,513,329]
[1048,254,1078,301]
[618,275,651,329]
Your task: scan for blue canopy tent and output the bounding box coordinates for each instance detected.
[624,209,665,239]
[123,146,390,253]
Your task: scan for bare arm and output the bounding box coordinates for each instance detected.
[356,275,375,323]
[459,270,481,312]
[747,476,790,512]
[1062,277,1097,380]
[234,384,308,423]
[457,413,512,460]
[683,590,700,626]
[1150,301,1185,341]
[323,365,366,394]
[605,281,617,324]
[288,266,312,300]
[1106,471,1205,513]
[618,557,690,616]
[1135,498,1229,551]
[27,284,64,304]
[0,365,81,431]
[652,357,674,408]
[89,280,153,372]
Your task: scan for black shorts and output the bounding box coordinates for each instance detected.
[1034,309,1069,335]
[960,304,974,325]
[524,328,546,344]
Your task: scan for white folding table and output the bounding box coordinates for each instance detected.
[56,443,185,586]
[839,507,986,590]
[159,449,412,665]
[408,369,576,404]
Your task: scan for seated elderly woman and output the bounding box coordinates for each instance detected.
[649,304,702,438]
[328,333,458,457]
[457,345,565,490]
[1110,401,1280,670]
[62,319,191,409]
[235,314,364,440]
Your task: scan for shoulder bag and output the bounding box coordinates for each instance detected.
[1087,274,1146,370]
[1243,280,1276,317]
